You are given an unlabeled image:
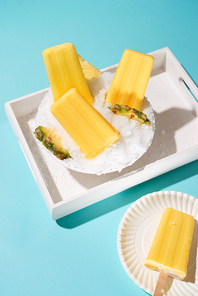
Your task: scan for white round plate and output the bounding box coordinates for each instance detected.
[117,191,198,296]
[35,71,155,175]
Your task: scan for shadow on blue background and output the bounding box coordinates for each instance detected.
[56,160,198,229]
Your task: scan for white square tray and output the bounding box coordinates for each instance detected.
[5,47,198,220]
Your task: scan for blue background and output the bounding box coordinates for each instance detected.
[1,0,198,295]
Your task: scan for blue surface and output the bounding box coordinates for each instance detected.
[1,1,198,295]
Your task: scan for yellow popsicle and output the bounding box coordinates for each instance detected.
[144,207,194,280]
[105,49,154,110]
[42,43,93,103]
[50,88,120,159]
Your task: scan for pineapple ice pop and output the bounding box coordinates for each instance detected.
[42,43,93,103]
[105,49,154,110]
[50,88,120,159]
[145,208,194,295]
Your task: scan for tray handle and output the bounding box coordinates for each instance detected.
[179,69,198,103]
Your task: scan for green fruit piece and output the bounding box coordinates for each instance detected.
[34,126,71,160]
[109,104,151,125]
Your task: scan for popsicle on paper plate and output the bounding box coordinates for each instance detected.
[144,207,194,296]
[42,43,93,103]
[50,88,120,159]
[105,49,154,111]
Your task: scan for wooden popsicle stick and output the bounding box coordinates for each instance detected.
[153,270,168,296]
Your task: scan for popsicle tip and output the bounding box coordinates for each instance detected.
[42,42,76,54]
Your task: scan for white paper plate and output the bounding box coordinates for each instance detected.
[117,191,198,296]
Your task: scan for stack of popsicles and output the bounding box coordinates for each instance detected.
[42,43,195,296]
[144,207,194,296]
[43,43,120,159]
[42,42,154,159]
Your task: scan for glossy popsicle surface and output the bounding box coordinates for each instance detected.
[144,207,194,280]
[105,49,154,110]
[50,88,120,159]
[42,43,93,103]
